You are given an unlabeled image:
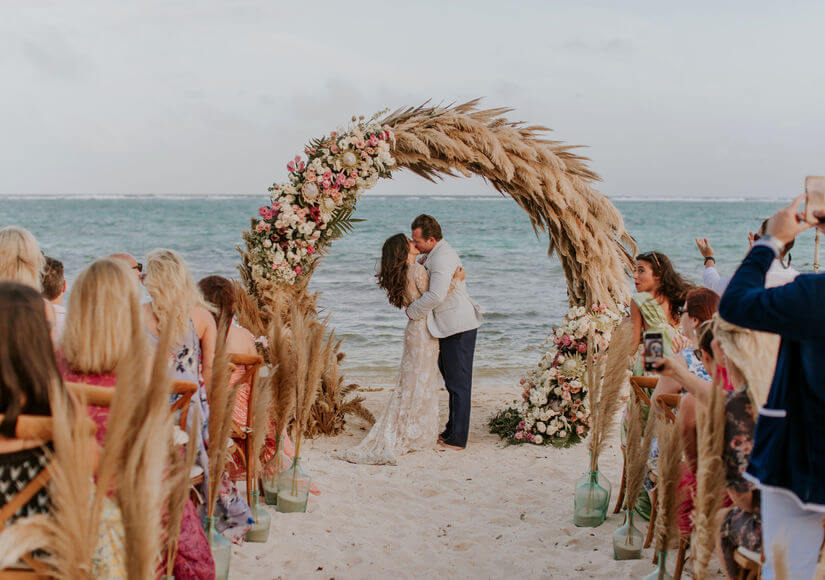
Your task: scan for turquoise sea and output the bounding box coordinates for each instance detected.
[0,195,810,389]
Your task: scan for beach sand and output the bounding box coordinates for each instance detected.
[232,385,724,579]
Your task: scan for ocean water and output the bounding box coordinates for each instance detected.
[0,195,810,389]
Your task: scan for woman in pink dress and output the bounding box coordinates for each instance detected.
[60,257,215,580]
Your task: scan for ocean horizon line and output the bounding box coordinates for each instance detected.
[0,192,794,202]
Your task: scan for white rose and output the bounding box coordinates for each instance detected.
[558,430,567,438]
[263,239,272,248]
[533,434,544,445]
[536,422,547,433]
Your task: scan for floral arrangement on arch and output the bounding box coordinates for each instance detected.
[243,113,395,286]
[509,304,623,447]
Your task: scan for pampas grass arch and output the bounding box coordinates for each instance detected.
[239,99,636,437]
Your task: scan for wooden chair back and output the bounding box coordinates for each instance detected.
[170,380,198,431]
[654,393,680,424]
[0,415,54,577]
[629,376,657,407]
[228,353,264,505]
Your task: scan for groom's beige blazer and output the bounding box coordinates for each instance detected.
[406,240,482,339]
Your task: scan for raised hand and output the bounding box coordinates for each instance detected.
[767,195,812,245]
[453,266,466,282]
[695,237,714,259]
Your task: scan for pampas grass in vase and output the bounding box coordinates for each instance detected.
[574,320,633,528]
[612,395,654,560]
[244,380,272,542]
[643,419,683,580]
[261,312,297,505]
[276,306,329,514]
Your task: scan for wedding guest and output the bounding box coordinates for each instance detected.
[0,225,55,332]
[712,317,774,580]
[42,256,67,337]
[59,257,214,579]
[109,252,143,283]
[719,196,825,579]
[696,219,798,296]
[143,250,252,543]
[0,281,126,576]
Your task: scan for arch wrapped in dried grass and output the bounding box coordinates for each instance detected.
[237,100,637,437]
[384,100,635,310]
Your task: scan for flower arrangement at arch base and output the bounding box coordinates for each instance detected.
[489,304,622,447]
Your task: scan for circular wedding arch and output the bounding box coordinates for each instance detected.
[241,99,636,312]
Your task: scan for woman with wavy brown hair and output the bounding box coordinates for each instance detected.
[342,233,464,465]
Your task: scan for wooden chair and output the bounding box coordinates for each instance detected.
[227,353,264,506]
[0,415,55,578]
[613,376,659,514]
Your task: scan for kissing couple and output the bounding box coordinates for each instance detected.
[342,214,483,465]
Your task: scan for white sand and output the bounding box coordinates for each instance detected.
[232,385,724,578]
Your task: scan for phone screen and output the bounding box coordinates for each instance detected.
[643,331,664,372]
[805,176,825,224]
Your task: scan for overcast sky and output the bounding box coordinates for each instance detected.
[2,1,824,198]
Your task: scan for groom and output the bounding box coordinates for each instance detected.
[406,214,482,450]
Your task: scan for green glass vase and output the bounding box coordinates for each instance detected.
[244,490,271,542]
[206,516,231,580]
[262,436,290,506]
[573,467,611,527]
[643,551,673,580]
[612,508,643,560]
[276,456,311,513]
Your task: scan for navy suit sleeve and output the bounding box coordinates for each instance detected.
[719,245,825,341]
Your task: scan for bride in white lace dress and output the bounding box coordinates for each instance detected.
[342,233,464,465]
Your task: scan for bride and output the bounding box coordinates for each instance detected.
[342,233,464,465]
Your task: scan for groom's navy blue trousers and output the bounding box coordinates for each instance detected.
[438,328,477,448]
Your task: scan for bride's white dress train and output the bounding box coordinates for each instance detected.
[342,263,440,465]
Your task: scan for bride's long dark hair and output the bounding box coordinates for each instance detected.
[377,233,410,309]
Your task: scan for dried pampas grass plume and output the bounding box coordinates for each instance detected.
[164,410,199,577]
[623,396,656,512]
[267,313,297,438]
[691,379,727,580]
[653,420,683,562]
[206,314,239,520]
[250,376,273,485]
[588,320,634,470]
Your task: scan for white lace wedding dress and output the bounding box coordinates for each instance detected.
[342,263,441,465]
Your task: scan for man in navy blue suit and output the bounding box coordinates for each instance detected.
[719,195,825,579]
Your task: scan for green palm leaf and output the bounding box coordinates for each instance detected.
[324,206,365,242]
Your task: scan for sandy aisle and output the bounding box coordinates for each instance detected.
[232,385,723,579]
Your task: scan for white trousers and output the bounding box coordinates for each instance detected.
[761,486,825,580]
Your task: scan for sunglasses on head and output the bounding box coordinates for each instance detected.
[638,251,661,268]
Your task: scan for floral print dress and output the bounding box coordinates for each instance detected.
[719,386,761,578]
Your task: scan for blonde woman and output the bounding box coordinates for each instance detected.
[57,257,214,578]
[0,225,55,333]
[142,249,216,387]
[59,257,146,443]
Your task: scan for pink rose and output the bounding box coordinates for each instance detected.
[286,161,295,172]
[330,145,339,154]
[576,425,585,435]
[369,135,379,146]
[255,222,271,233]
[577,343,587,354]
[561,335,571,346]
[294,266,302,275]
[258,206,274,220]
[307,244,315,255]
[356,139,365,149]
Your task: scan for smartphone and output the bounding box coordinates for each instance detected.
[643,331,664,372]
[804,176,825,224]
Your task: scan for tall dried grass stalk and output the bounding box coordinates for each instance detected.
[307,345,374,437]
[624,396,656,512]
[206,315,238,520]
[250,377,272,486]
[588,320,634,470]
[164,410,199,577]
[101,308,176,577]
[42,383,98,578]
[691,379,727,580]
[653,420,683,559]
[0,515,53,570]
[265,313,297,441]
